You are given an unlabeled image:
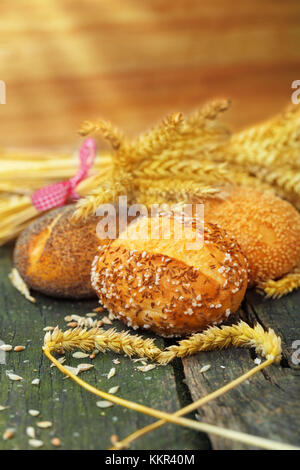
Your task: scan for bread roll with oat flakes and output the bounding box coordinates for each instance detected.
[91,214,248,337]
[203,186,300,285]
[13,205,101,299]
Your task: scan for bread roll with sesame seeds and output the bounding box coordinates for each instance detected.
[13,205,102,299]
[91,214,248,337]
[203,186,300,285]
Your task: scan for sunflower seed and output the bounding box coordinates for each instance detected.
[102,316,112,325]
[112,359,120,365]
[64,365,79,376]
[96,400,114,408]
[72,352,90,359]
[43,326,54,332]
[136,364,156,373]
[37,421,52,429]
[31,378,40,385]
[28,439,43,448]
[26,427,35,439]
[200,364,211,373]
[14,345,25,352]
[0,344,12,351]
[28,409,40,417]
[77,363,94,373]
[108,386,119,394]
[107,367,116,379]
[7,372,23,381]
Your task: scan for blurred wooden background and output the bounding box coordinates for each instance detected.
[0,0,300,149]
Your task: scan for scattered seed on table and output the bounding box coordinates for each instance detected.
[0,344,12,351]
[110,434,119,445]
[200,364,211,373]
[137,364,156,373]
[37,421,52,429]
[26,427,35,439]
[43,326,54,332]
[72,352,90,359]
[31,378,40,385]
[29,439,43,448]
[14,345,25,352]
[51,437,61,447]
[28,409,40,417]
[7,372,23,381]
[77,363,94,373]
[96,400,114,408]
[64,365,79,376]
[107,367,116,379]
[3,429,14,440]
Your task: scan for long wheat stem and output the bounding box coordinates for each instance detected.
[43,348,297,450]
[109,358,274,449]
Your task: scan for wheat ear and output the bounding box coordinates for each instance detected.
[44,321,282,365]
[257,268,300,299]
[157,321,282,365]
[44,326,162,360]
[43,346,296,450]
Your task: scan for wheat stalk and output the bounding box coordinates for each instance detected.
[109,357,275,450]
[43,321,297,450]
[43,347,296,450]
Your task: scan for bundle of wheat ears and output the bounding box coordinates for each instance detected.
[2,101,300,449]
[2,100,300,295]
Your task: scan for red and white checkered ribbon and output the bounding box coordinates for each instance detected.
[32,138,97,212]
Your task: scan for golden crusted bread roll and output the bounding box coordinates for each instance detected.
[204,186,300,285]
[92,214,248,337]
[13,205,101,298]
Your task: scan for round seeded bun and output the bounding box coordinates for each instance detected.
[203,186,300,285]
[13,205,101,299]
[91,214,248,337]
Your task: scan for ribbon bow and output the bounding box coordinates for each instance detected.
[32,138,97,212]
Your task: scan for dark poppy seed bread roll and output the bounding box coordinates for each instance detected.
[91,214,248,337]
[13,205,101,299]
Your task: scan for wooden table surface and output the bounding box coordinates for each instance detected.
[0,243,299,450]
[0,0,300,451]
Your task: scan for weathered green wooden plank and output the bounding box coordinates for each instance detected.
[182,292,300,450]
[245,290,300,369]
[0,245,206,450]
